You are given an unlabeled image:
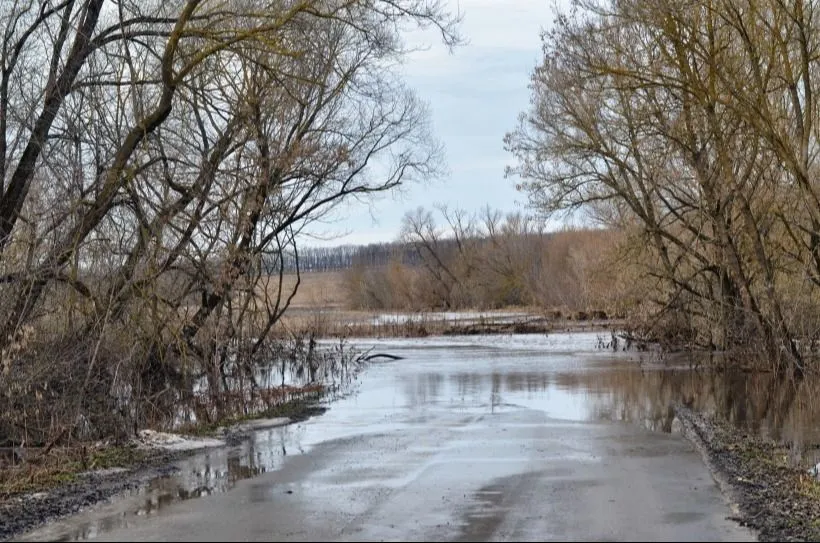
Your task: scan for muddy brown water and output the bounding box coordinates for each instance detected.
[20,332,820,541]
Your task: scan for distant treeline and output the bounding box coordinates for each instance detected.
[275,221,610,278]
[271,243,425,273]
[333,206,630,314]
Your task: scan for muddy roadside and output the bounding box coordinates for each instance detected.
[675,404,820,542]
[7,401,816,543]
[0,403,326,542]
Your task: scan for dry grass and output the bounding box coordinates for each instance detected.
[177,384,327,437]
[275,271,348,310]
[0,445,149,499]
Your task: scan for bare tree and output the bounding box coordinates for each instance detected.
[0,0,461,445]
[506,0,820,373]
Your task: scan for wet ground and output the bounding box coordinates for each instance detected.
[19,333,756,541]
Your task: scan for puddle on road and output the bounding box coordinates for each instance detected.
[32,424,310,541]
[22,331,820,541]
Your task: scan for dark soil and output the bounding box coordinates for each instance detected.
[675,404,820,542]
[0,402,326,542]
[0,449,185,542]
[328,316,623,339]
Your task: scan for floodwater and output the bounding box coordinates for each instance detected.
[362,311,533,326]
[18,332,778,541]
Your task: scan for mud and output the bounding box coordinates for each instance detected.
[675,404,820,542]
[0,450,184,542]
[0,406,327,542]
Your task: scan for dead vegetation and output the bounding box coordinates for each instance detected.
[0,444,150,498]
[0,0,459,455]
[675,405,820,542]
[342,211,623,316]
[506,0,820,378]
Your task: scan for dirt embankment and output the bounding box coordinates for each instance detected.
[0,404,326,542]
[675,404,820,542]
[0,447,188,542]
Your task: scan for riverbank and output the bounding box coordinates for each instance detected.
[312,310,622,338]
[675,405,820,542]
[0,400,326,542]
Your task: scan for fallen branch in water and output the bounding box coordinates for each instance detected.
[358,353,404,362]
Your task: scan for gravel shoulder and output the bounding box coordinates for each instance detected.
[675,404,820,542]
[0,448,190,542]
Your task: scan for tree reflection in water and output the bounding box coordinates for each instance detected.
[410,353,820,467]
[552,356,819,465]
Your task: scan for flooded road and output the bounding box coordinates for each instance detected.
[21,333,755,541]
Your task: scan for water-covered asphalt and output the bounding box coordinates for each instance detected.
[20,333,755,541]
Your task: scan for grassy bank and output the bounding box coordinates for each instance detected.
[179,396,327,438]
[0,392,326,504]
[0,445,152,499]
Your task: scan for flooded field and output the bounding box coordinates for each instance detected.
[20,331,816,541]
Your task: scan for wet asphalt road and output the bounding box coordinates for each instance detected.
[21,334,755,541]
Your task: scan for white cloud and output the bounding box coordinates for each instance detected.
[401,0,555,79]
[302,0,572,248]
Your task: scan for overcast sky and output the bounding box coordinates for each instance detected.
[304,0,564,247]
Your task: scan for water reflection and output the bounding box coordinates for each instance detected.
[555,364,818,449]
[50,424,307,541]
[23,334,820,541]
[399,357,820,467]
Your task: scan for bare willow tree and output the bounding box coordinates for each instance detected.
[0,0,459,445]
[400,204,475,308]
[398,205,557,309]
[506,0,820,374]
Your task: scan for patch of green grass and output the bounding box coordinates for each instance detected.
[809,517,820,540]
[179,408,269,437]
[179,396,325,437]
[797,474,820,500]
[50,471,78,484]
[734,440,791,469]
[262,398,324,419]
[0,445,150,500]
[86,445,148,470]
[0,463,78,498]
